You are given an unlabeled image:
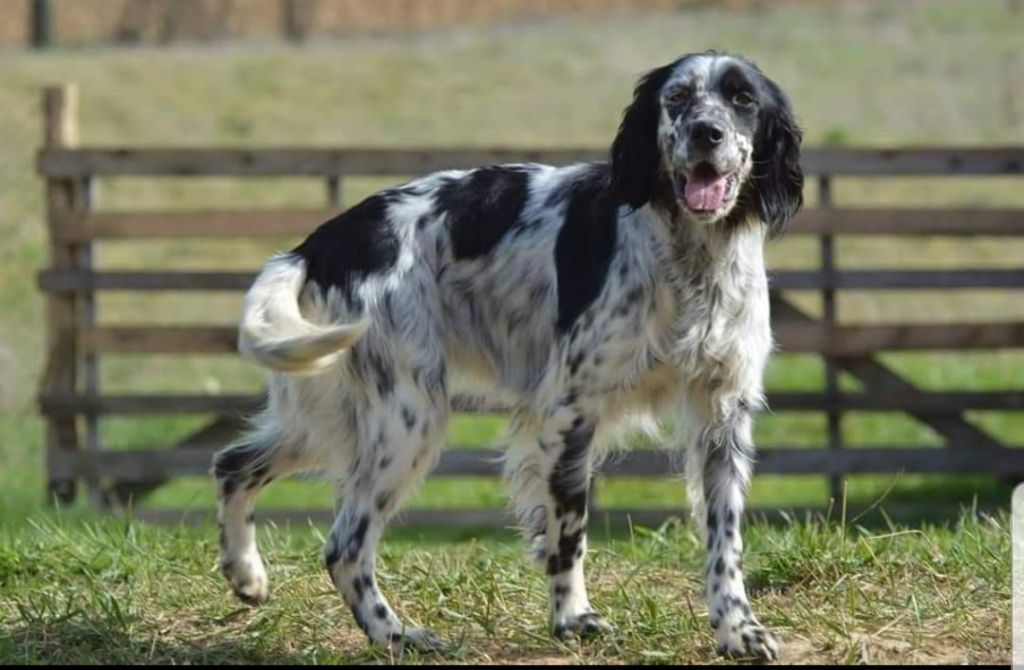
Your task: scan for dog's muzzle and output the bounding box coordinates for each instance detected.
[677,163,737,213]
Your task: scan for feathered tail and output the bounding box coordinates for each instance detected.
[237,253,369,373]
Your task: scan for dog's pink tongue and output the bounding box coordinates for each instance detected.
[684,173,728,211]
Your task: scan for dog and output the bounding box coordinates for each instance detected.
[212,50,802,661]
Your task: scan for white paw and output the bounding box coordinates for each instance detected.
[553,611,614,640]
[716,619,780,661]
[221,553,269,605]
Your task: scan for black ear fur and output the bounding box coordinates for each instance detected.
[610,64,675,209]
[750,78,804,237]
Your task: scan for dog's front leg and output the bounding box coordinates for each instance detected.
[507,404,613,639]
[688,403,779,661]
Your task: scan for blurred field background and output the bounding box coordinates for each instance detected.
[0,0,1020,662]
[2,0,832,46]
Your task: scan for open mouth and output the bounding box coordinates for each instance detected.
[676,163,737,214]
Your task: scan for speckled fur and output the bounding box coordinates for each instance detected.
[212,51,802,660]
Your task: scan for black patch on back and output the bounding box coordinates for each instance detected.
[292,193,400,291]
[436,166,531,260]
[552,164,619,334]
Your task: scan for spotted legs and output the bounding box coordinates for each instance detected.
[323,502,444,653]
[213,436,309,605]
[688,404,779,660]
[323,401,447,653]
[506,404,612,639]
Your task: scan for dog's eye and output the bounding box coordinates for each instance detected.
[732,91,756,108]
[666,88,691,106]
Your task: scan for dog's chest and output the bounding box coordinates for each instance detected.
[629,225,773,404]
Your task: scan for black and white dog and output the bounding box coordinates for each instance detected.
[213,50,802,661]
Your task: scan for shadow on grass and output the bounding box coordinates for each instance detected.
[0,619,379,665]
[9,474,1011,546]
[845,473,1016,506]
[387,504,1010,546]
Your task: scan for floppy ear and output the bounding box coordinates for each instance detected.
[610,64,674,209]
[750,79,804,237]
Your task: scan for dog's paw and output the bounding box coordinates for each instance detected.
[220,554,269,606]
[388,628,449,654]
[715,620,780,662]
[553,611,614,640]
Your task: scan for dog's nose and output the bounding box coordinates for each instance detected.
[689,121,725,152]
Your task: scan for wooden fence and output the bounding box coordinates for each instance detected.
[36,83,1024,526]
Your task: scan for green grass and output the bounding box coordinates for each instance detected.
[0,509,1009,664]
[0,0,1021,663]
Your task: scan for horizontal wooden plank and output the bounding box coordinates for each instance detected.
[40,270,255,292]
[775,322,1024,354]
[44,447,496,481]
[82,326,238,354]
[39,392,515,416]
[802,147,1024,176]
[38,146,1024,178]
[50,207,1024,242]
[81,322,1024,355]
[41,393,261,415]
[39,267,1024,294]
[47,445,1024,482]
[38,147,607,178]
[789,208,1024,236]
[772,269,1024,290]
[54,208,335,242]
[769,391,1024,412]
[38,390,1024,417]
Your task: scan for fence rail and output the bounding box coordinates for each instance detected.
[35,83,1024,525]
[36,390,1024,417]
[46,447,1024,483]
[44,207,1024,242]
[38,267,1024,292]
[37,146,1024,177]
[49,322,1024,356]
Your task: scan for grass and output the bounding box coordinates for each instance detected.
[0,509,1009,664]
[0,0,1021,663]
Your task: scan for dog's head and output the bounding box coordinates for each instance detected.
[611,52,803,236]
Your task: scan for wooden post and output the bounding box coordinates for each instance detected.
[42,84,82,504]
[327,176,342,208]
[30,0,52,48]
[282,0,305,42]
[818,176,843,501]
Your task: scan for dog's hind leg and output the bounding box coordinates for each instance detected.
[212,430,312,605]
[505,402,612,639]
[324,390,448,653]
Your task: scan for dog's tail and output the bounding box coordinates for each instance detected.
[238,253,370,374]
